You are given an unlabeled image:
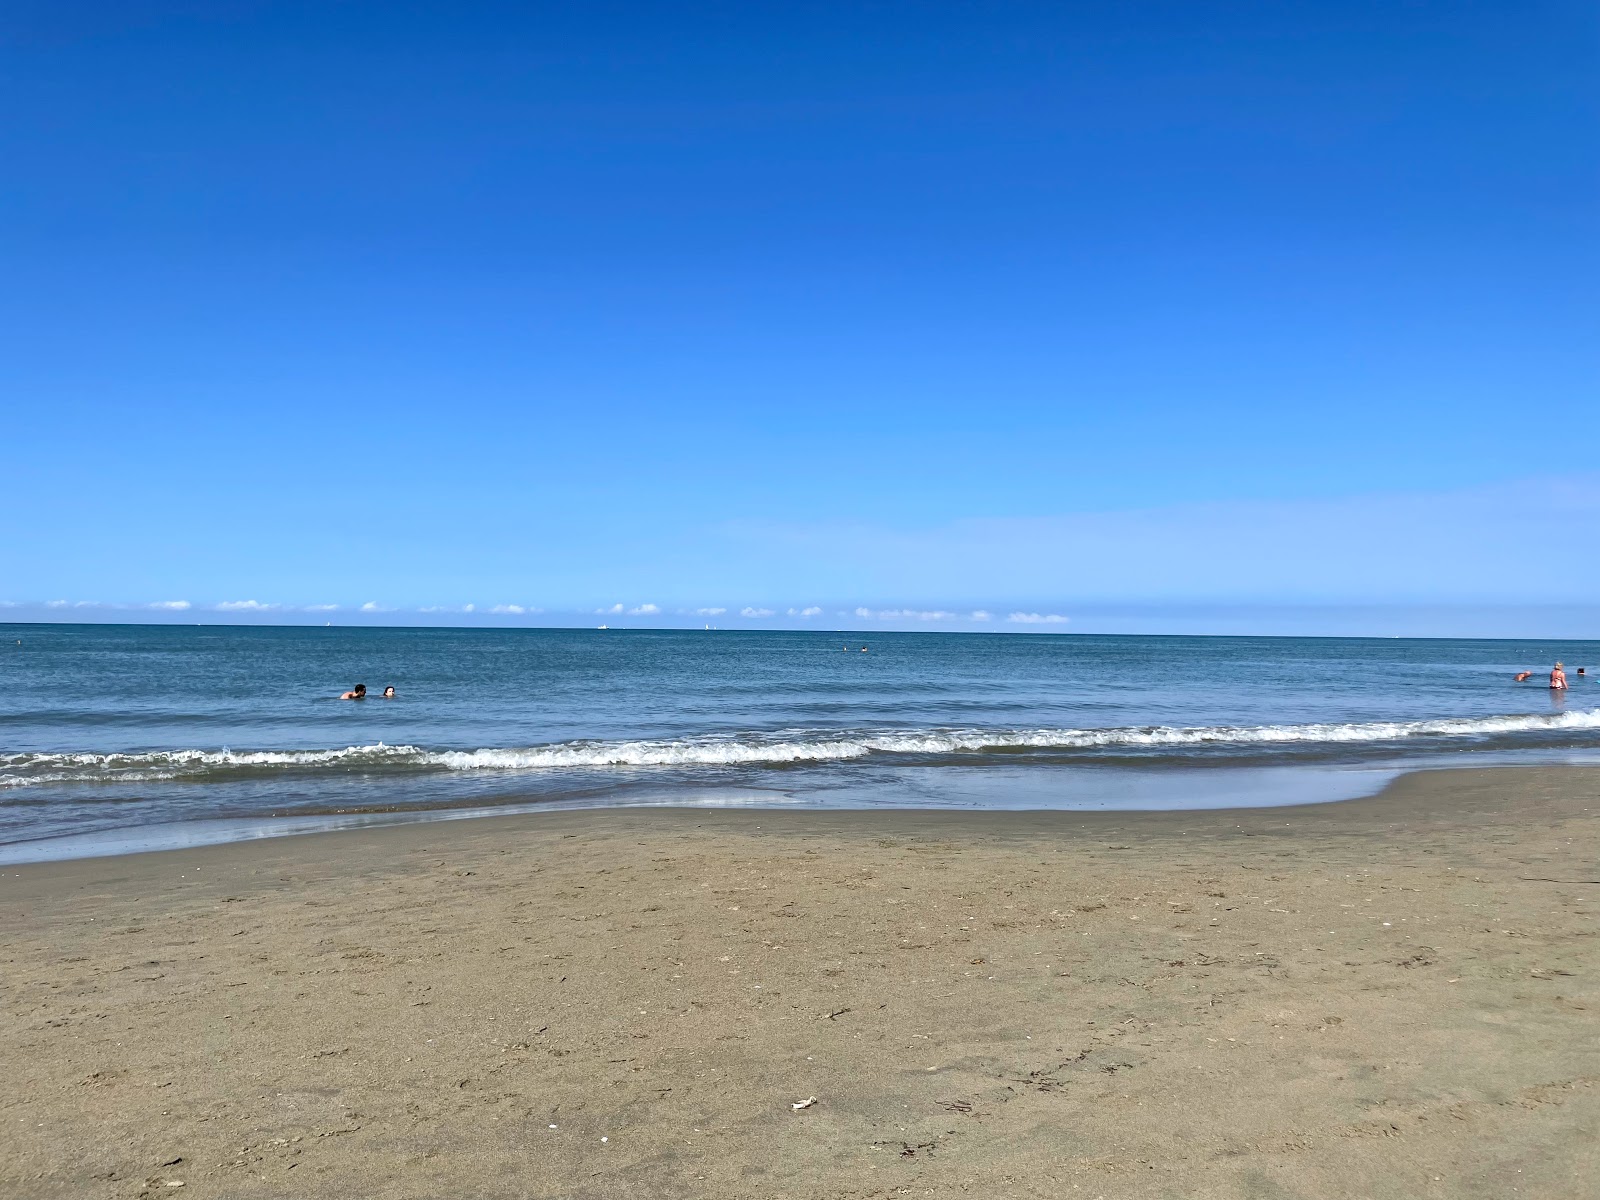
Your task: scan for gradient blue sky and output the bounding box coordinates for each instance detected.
[3,1,1596,633]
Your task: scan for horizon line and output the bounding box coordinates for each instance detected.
[2,617,1597,645]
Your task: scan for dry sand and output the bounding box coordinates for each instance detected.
[3,766,1597,1199]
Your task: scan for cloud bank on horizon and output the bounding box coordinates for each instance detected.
[6,478,1595,633]
[1,598,1063,626]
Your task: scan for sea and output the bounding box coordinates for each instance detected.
[2,624,1597,862]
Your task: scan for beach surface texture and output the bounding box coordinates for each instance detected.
[3,766,1597,1199]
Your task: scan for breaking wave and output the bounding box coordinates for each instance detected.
[4,707,1599,790]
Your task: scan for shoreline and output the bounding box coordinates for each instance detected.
[0,759,1413,866]
[24,748,1600,867]
[0,761,1578,881]
[4,764,1597,1198]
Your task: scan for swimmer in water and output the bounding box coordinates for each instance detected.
[340,683,368,700]
[1515,671,1533,682]
[382,686,396,698]
[1550,662,1568,691]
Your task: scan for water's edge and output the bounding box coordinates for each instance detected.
[0,761,1412,865]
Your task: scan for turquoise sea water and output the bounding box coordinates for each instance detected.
[2,624,1597,860]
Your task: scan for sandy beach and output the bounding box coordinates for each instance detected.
[3,766,1596,1199]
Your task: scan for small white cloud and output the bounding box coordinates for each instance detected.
[970,610,993,621]
[360,601,394,613]
[215,600,276,612]
[855,608,957,621]
[463,604,476,613]
[596,603,625,615]
[148,601,192,610]
[740,607,775,618]
[694,607,727,616]
[1008,612,1069,624]
[629,603,661,616]
[490,604,527,615]
[304,604,339,612]
[788,606,823,618]
[45,600,70,608]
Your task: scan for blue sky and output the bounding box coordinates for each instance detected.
[3,2,1596,633]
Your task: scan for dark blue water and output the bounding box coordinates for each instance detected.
[2,624,1597,858]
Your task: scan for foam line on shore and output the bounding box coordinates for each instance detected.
[3,707,1597,788]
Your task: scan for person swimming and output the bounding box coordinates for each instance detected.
[382,686,396,698]
[1515,671,1533,682]
[1550,662,1568,691]
[340,683,368,700]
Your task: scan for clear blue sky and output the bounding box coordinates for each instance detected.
[3,2,1596,632]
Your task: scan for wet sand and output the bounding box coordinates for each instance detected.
[3,766,1597,1199]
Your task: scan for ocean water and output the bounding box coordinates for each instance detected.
[2,624,1597,860]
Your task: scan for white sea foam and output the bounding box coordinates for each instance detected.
[0,743,427,788]
[3,708,1598,789]
[416,708,1600,768]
